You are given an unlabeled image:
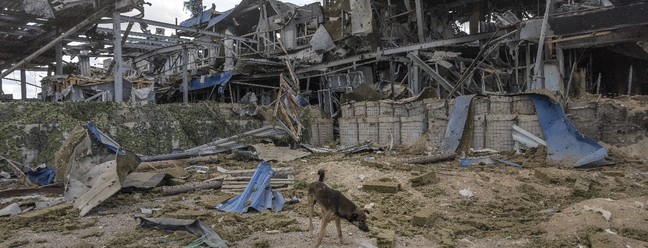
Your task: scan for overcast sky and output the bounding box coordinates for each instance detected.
[2,0,318,99]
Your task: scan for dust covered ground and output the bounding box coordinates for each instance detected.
[1,150,648,248]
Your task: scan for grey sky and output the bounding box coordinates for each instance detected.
[2,0,318,99]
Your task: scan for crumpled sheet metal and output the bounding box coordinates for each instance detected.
[121,172,169,191]
[26,167,55,186]
[86,121,125,155]
[216,161,285,213]
[56,124,140,216]
[439,95,475,154]
[135,216,228,248]
[530,94,607,167]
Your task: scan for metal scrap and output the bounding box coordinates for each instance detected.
[135,216,228,247]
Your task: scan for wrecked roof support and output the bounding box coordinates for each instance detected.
[532,0,554,90]
[0,5,111,79]
[120,16,256,43]
[113,11,124,102]
[407,53,456,95]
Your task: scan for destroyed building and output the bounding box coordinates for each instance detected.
[1,0,647,105]
[2,1,648,247]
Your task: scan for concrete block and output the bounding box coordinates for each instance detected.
[340,118,359,147]
[358,117,379,144]
[341,103,354,117]
[485,114,517,152]
[410,172,439,187]
[363,179,400,193]
[378,117,401,146]
[411,209,440,227]
[472,97,489,115]
[354,102,367,117]
[489,96,512,114]
[366,102,380,116]
[512,95,535,115]
[425,98,448,118]
[376,229,396,248]
[400,116,426,145]
[392,103,408,117]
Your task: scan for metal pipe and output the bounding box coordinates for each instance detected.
[182,47,189,103]
[113,11,123,102]
[627,65,633,95]
[20,68,26,99]
[532,0,553,90]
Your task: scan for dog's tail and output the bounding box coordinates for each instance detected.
[317,169,326,182]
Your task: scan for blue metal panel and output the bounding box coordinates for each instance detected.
[189,71,233,92]
[180,11,213,28]
[207,9,234,28]
[216,162,286,213]
[86,122,125,155]
[26,167,55,186]
[438,95,474,154]
[530,94,607,167]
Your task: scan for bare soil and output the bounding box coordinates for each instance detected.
[1,150,648,248]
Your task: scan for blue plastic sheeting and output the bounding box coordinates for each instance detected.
[530,94,607,167]
[438,95,474,154]
[26,167,55,186]
[179,11,213,28]
[189,71,233,94]
[216,162,285,213]
[86,122,125,155]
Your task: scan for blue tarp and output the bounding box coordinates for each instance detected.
[86,122,125,155]
[216,162,285,213]
[189,71,233,94]
[439,95,474,154]
[530,94,607,167]
[26,167,55,186]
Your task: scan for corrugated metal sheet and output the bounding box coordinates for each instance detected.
[216,162,285,213]
[439,95,474,154]
[530,94,607,167]
[189,71,233,93]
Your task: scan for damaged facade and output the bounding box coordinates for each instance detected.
[0,0,646,161]
[2,0,647,104]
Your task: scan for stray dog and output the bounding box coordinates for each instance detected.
[308,169,369,247]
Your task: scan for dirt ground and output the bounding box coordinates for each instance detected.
[1,149,648,248]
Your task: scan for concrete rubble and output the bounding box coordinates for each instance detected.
[1,0,648,247]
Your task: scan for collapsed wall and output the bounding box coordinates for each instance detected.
[0,102,263,165]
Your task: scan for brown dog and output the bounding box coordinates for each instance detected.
[308,169,369,247]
